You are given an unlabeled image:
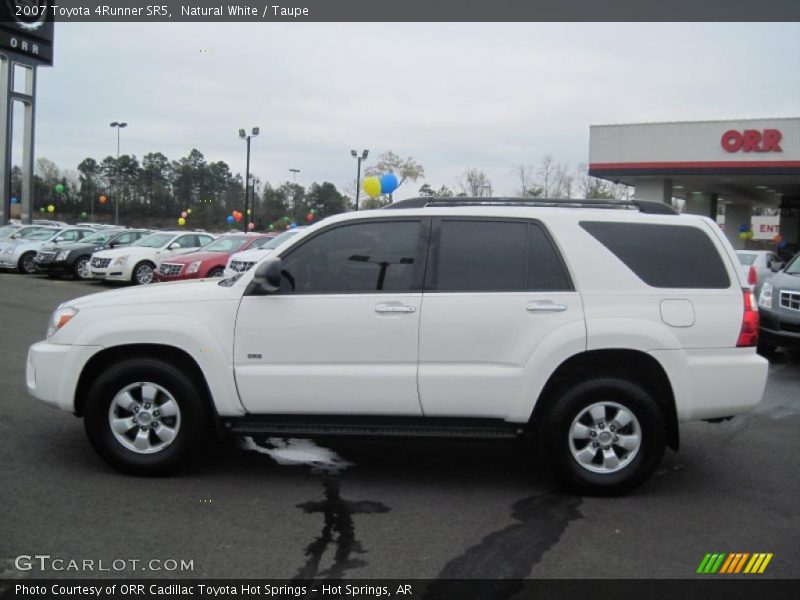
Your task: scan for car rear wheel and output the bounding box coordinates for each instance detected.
[539,377,665,495]
[83,358,211,475]
[206,267,224,278]
[132,261,155,285]
[73,256,92,280]
[18,251,36,274]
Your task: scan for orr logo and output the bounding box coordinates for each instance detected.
[721,129,783,153]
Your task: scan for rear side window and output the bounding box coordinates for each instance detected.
[427,220,572,292]
[580,221,730,289]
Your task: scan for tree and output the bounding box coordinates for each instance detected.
[512,164,542,196]
[576,163,630,200]
[363,151,425,199]
[457,168,492,196]
[305,182,346,219]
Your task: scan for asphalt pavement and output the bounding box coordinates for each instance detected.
[1,271,799,581]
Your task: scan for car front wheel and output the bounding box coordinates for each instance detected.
[83,358,211,475]
[540,377,665,495]
[73,256,92,280]
[18,251,37,274]
[132,261,155,285]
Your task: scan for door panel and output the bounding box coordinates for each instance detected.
[234,218,428,415]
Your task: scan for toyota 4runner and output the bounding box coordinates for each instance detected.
[26,198,768,493]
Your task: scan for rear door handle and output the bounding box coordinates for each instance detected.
[375,304,417,314]
[526,301,567,313]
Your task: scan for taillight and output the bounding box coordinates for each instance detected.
[747,265,758,286]
[737,288,759,347]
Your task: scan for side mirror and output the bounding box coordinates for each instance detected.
[771,261,784,273]
[252,258,282,293]
[168,242,180,250]
[108,241,117,248]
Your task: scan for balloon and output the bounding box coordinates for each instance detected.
[81,211,87,218]
[773,235,783,244]
[362,176,382,198]
[268,224,275,231]
[310,208,316,214]
[187,208,192,215]
[227,215,234,224]
[290,222,297,229]
[738,224,748,233]
[285,224,291,230]
[55,183,65,194]
[47,204,55,213]
[306,212,314,222]
[99,195,107,205]
[247,222,255,231]
[779,240,788,249]
[739,232,748,240]
[39,207,45,213]
[234,213,242,222]
[181,211,187,218]
[380,173,399,195]
[247,209,251,215]
[177,217,185,226]
[10,196,17,204]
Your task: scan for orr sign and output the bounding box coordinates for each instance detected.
[721,129,783,153]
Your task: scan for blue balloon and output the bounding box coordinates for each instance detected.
[226,215,234,223]
[779,240,787,249]
[10,196,18,204]
[290,223,297,229]
[380,173,399,195]
[738,224,749,233]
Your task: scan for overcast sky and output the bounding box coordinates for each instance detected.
[30,22,800,199]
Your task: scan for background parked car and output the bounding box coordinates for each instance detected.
[90,231,216,285]
[223,227,308,278]
[757,251,800,352]
[34,228,152,280]
[0,227,95,274]
[737,250,782,296]
[155,233,270,282]
[2,225,53,241]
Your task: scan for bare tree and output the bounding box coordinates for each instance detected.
[512,163,540,196]
[457,168,492,196]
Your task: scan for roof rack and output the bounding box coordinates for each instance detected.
[384,197,677,215]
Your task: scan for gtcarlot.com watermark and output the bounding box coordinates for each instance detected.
[14,554,194,573]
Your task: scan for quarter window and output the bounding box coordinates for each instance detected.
[280,221,421,294]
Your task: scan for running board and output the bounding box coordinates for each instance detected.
[222,415,524,440]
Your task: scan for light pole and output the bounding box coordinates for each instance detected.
[351,149,369,211]
[109,121,127,225]
[289,168,300,183]
[239,127,259,232]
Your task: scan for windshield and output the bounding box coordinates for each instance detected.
[80,231,116,244]
[785,255,800,275]
[259,230,300,250]
[737,253,757,266]
[0,225,18,238]
[202,236,249,253]
[133,233,174,248]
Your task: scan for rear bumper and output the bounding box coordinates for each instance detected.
[650,348,768,422]
[27,341,103,413]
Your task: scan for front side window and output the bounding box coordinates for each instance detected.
[280,221,421,294]
[134,233,173,248]
[203,236,248,253]
[173,235,197,248]
[426,219,572,292]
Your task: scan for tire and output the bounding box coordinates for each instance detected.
[83,358,211,475]
[206,267,224,278]
[73,256,92,280]
[18,251,37,274]
[131,260,156,285]
[539,377,665,495]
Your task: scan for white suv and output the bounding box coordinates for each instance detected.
[26,198,768,493]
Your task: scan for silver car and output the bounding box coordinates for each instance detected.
[0,227,95,274]
[737,250,782,295]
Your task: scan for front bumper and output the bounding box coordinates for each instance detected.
[91,267,129,281]
[0,254,19,269]
[27,341,103,413]
[759,308,800,349]
[34,258,70,275]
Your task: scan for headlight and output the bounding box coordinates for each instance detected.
[758,282,773,310]
[56,250,69,261]
[113,255,128,266]
[47,306,79,338]
[187,260,202,274]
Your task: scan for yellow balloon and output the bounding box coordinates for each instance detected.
[178,217,186,226]
[362,176,382,198]
[186,208,192,215]
[47,204,55,213]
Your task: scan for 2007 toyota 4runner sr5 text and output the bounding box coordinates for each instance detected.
[27,198,768,494]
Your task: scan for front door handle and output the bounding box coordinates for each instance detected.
[375,304,417,314]
[526,301,567,313]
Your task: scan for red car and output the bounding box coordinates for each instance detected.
[155,234,271,281]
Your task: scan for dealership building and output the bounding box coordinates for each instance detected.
[589,117,800,250]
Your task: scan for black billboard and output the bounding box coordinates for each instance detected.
[0,1,54,65]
